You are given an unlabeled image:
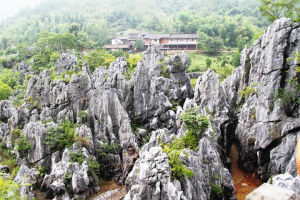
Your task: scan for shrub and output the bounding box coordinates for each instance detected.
[238,83,258,99]
[125,54,142,80]
[63,172,73,188]
[37,166,46,178]
[87,159,100,175]
[78,110,88,123]
[83,49,116,72]
[96,141,122,159]
[206,58,212,68]
[69,151,85,164]
[0,80,12,101]
[161,108,209,180]
[161,144,194,180]
[210,184,223,200]
[160,64,170,78]
[0,175,21,200]
[180,107,209,139]
[14,135,31,157]
[44,120,77,151]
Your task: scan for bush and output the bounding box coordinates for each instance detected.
[125,54,142,80]
[0,80,12,100]
[210,184,223,200]
[0,175,21,200]
[238,83,258,99]
[78,110,88,123]
[161,144,194,180]
[180,107,209,139]
[161,108,209,180]
[14,135,31,157]
[83,49,116,72]
[44,120,77,151]
[63,172,73,188]
[96,141,122,158]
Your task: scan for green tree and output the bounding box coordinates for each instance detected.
[206,58,212,68]
[134,39,144,51]
[259,0,300,22]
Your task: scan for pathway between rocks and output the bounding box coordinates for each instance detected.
[90,180,126,200]
[230,144,263,200]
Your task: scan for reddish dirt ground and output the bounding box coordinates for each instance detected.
[230,144,263,200]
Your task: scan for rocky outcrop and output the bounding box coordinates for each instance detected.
[246,183,300,200]
[129,48,193,129]
[268,174,300,195]
[14,164,39,199]
[228,18,300,181]
[55,52,78,73]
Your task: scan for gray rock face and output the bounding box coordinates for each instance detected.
[125,147,186,200]
[268,174,300,195]
[0,100,16,122]
[55,52,78,73]
[228,18,300,182]
[41,144,94,199]
[23,122,55,164]
[129,46,193,126]
[16,61,31,74]
[246,183,300,200]
[14,164,39,199]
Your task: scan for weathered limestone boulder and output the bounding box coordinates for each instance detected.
[129,46,193,127]
[41,144,95,199]
[230,18,300,181]
[268,173,300,195]
[25,70,51,107]
[14,164,39,199]
[23,122,55,165]
[125,147,186,200]
[16,61,31,74]
[0,100,16,122]
[246,183,300,200]
[55,52,78,73]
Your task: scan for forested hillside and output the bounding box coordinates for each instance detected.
[0,0,265,51]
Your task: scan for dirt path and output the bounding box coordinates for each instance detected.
[230,144,262,200]
[89,180,126,200]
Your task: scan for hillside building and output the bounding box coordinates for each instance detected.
[104,33,199,52]
[143,34,198,51]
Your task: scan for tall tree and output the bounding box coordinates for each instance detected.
[259,0,300,22]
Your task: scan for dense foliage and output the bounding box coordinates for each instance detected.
[0,0,265,54]
[0,175,21,200]
[259,0,300,22]
[45,120,77,151]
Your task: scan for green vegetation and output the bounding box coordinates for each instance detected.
[83,49,116,72]
[259,0,300,22]
[78,110,88,123]
[14,135,31,157]
[69,151,100,175]
[37,166,46,178]
[188,53,235,81]
[161,108,209,180]
[210,184,223,200]
[125,54,142,80]
[63,172,73,188]
[238,83,258,99]
[0,80,12,101]
[96,141,122,158]
[44,120,77,151]
[0,175,21,200]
